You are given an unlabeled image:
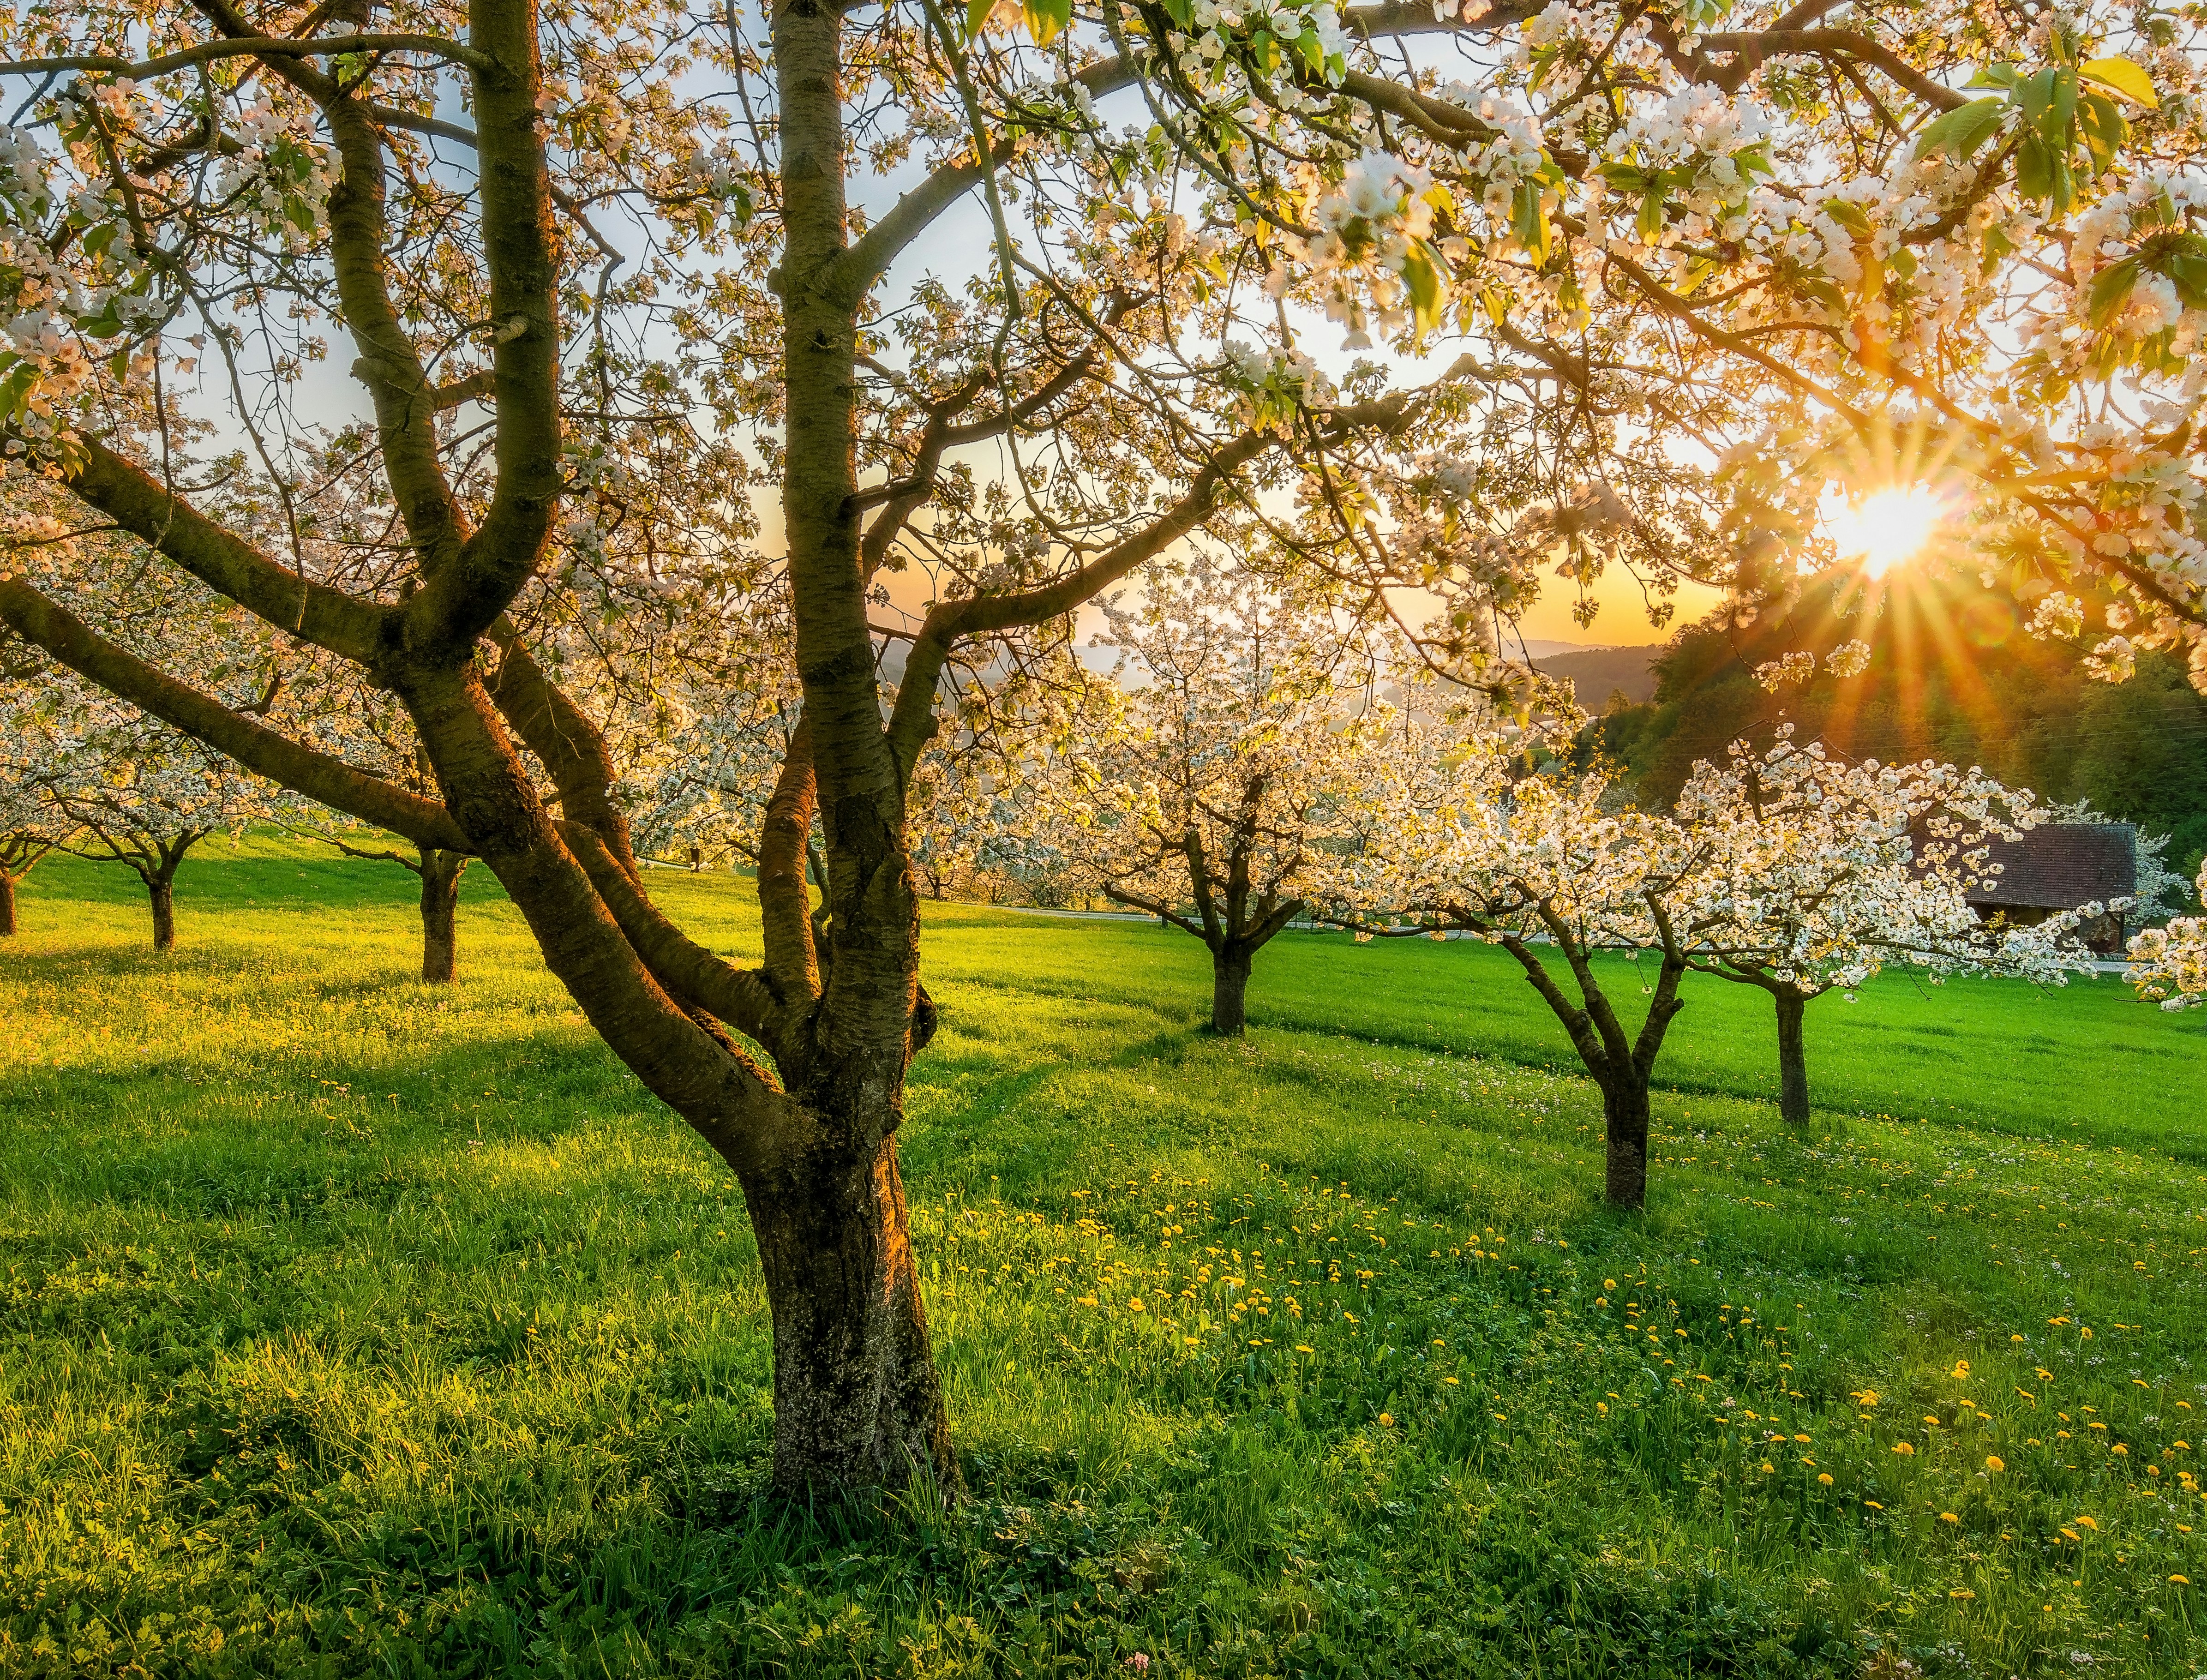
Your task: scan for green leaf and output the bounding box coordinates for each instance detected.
[1823,198,1872,235]
[1401,240,1449,339]
[2076,93,2127,176]
[1295,25,1324,72]
[2165,250,2207,308]
[1967,61,2021,90]
[2014,132,2055,202]
[2080,55,2158,108]
[965,0,994,38]
[1511,181,1551,263]
[1914,97,2007,163]
[1597,161,1650,193]
[1637,189,1665,244]
[1021,0,1071,46]
[2086,254,2141,328]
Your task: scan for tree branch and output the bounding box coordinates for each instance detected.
[0,576,468,850]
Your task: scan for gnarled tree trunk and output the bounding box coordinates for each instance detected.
[747,1129,952,1489]
[1599,1076,1651,1208]
[0,869,15,937]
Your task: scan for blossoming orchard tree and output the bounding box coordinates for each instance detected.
[0,0,1595,1495]
[6,0,2201,1491]
[1670,731,2098,1127]
[13,694,273,950]
[1034,561,1397,1032]
[1335,716,1719,1209]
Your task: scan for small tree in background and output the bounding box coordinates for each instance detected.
[35,708,270,952]
[1340,744,1697,1210]
[1038,564,1394,1035]
[1672,733,2099,1126]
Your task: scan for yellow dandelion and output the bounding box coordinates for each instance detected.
[1985,1455,2005,1473]
[1893,1442,1916,1456]
[1760,1461,1775,1473]
[1377,1412,1395,1427]
[1444,1376,1460,1386]
[2113,1443,2129,1456]
[1950,1588,1976,1600]
[2172,1575,2192,1586]
[1940,1512,1960,1524]
[2075,1516,2099,1530]
[1818,1472,1834,1485]
[1865,1500,1884,1510]
[1295,1344,1314,1353]
[1128,1298,1144,1312]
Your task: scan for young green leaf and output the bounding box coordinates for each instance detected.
[1914,97,2007,163]
[2079,55,2158,108]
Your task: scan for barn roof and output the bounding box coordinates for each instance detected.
[1965,822,2137,910]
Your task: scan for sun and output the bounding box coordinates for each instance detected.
[1826,486,1947,578]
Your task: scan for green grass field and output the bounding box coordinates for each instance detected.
[5,839,2207,1678]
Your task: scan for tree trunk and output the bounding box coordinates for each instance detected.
[747,1129,955,1495]
[1601,1076,1651,1210]
[1774,988,1811,1127]
[419,849,466,983]
[0,870,15,937]
[148,873,175,952]
[1211,946,1252,1035]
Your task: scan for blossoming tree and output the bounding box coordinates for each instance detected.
[23,697,271,951]
[1132,0,2207,682]
[1335,719,1709,1208]
[1671,732,2099,1127]
[1036,561,1398,1032]
[2130,860,2207,1008]
[0,0,1591,1494]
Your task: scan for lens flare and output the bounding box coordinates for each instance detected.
[1827,486,1946,578]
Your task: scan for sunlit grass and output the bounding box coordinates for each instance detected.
[3,844,2205,1675]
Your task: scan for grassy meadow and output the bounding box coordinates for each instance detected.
[4,838,2207,1677]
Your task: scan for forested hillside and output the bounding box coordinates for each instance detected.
[1585,570,2207,882]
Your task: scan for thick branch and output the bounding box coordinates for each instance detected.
[564,823,790,1054]
[757,720,822,1000]
[62,436,389,662]
[0,32,492,79]
[0,576,467,850]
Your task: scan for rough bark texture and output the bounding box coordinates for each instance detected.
[748,1130,952,1491]
[1211,947,1253,1036]
[148,874,176,952]
[1774,987,1811,1128]
[419,848,467,984]
[0,870,15,936]
[1600,1078,1651,1209]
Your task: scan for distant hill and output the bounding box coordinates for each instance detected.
[1533,644,1661,708]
